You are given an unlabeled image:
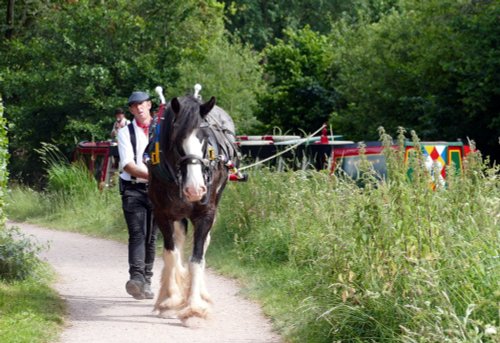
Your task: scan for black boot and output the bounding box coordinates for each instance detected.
[125,279,145,300]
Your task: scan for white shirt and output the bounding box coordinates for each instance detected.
[117,119,149,183]
[111,118,130,137]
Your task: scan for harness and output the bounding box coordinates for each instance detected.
[128,123,137,181]
[146,111,240,204]
[146,116,177,183]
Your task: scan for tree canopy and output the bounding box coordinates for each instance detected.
[256,27,338,133]
[331,0,500,158]
[1,0,263,181]
[255,0,499,159]
[1,0,498,181]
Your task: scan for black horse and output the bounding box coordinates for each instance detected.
[148,95,239,322]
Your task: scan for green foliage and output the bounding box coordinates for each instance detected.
[7,170,125,240]
[222,0,337,49]
[212,133,500,342]
[0,95,8,226]
[1,0,263,182]
[36,142,98,196]
[0,0,56,39]
[0,226,42,281]
[0,93,61,342]
[331,0,500,159]
[221,0,397,50]
[176,35,264,134]
[7,140,122,236]
[4,186,48,222]
[1,0,150,181]
[257,27,338,133]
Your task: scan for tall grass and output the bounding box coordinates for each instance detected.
[7,143,126,239]
[211,130,499,342]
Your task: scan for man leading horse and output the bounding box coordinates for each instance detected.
[117,91,158,300]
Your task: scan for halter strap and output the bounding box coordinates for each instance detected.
[178,154,208,167]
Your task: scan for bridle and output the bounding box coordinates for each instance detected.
[148,92,237,204]
[173,122,218,205]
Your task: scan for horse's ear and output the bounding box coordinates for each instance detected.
[199,96,216,118]
[171,97,180,115]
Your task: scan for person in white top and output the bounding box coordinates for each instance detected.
[117,91,157,300]
[110,108,130,141]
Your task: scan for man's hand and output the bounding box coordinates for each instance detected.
[123,162,149,180]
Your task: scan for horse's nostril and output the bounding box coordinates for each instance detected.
[184,186,206,199]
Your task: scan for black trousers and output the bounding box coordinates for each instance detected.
[120,180,157,284]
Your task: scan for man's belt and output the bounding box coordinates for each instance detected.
[120,179,148,188]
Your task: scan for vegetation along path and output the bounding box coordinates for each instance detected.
[11,221,281,343]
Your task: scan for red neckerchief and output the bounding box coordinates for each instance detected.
[136,120,149,137]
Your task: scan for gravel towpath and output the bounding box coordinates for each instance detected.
[10,221,282,343]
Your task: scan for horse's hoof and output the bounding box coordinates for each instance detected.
[181,315,209,328]
[178,303,211,321]
[157,309,178,319]
[155,294,184,311]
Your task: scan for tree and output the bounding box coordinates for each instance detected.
[1,0,54,40]
[221,0,348,50]
[0,0,263,182]
[221,0,400,50]
[331,0,500,160]
[256,27,338,134]
[175,35,264,134]
[5,0,14,39]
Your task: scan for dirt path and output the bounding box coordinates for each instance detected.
[10,221,282,343]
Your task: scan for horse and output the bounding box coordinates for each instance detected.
[147,94,239,323]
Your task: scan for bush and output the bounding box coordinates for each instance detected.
[0,226,42,281]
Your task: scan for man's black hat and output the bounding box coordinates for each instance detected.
[127,91,150,106]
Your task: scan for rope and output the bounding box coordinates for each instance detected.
[238,124,326,171]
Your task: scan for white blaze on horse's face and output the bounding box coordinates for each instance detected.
[182,129,207,202]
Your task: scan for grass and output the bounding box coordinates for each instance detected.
[5,133,500,342]
[211,168,499,342]
[7,169,127,242]
[0,225,66,343]
[0,265,65,343]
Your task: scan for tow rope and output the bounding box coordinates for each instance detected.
[237,124,327,172]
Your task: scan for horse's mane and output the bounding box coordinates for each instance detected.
[161,96,203,153]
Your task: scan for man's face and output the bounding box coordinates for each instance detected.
[129,101,152,121]
[116,113,125,121]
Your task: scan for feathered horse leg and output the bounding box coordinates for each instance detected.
[178,216,214,321]
[154,219,188,314]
